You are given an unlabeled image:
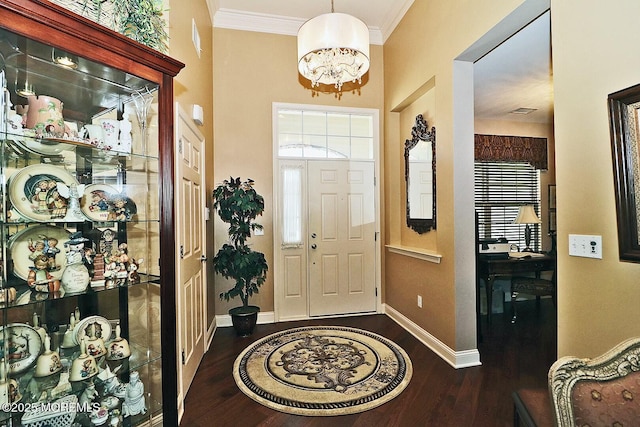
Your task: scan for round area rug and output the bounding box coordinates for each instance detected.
[233,325,413,416]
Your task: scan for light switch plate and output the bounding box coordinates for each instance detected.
[569,234,602,259]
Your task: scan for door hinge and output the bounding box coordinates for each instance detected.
[374,176,377,186]
[374,232,377,241]
[181,349,186,365]
[178,138,183,154]
[180,245,184,259]
[375,288,378,297]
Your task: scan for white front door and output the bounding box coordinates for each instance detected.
[308,160,376,316]
[175,104,207,418]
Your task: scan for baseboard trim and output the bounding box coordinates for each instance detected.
[215,310,276,327]
[214,307,480,368]
[206,319,217,350]
[384,304,481,369]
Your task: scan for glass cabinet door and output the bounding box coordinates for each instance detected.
[0,21,168,427]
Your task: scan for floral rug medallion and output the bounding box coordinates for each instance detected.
[233,326,413,416]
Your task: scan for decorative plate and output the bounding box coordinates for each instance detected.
[8,164,79,222]
[0,323,43,374]
[80,184,118,222]
[8,224,71,281]
[20,136,77,156]
[73,315,112,346]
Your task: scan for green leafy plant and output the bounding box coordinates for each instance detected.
[112,0,168,52]
[212,177,268,308]
[78,0,168,52]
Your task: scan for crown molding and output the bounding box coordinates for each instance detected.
[380,0,415,43]
[213,8,384,45]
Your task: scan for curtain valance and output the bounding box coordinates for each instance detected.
[474,134,548,170]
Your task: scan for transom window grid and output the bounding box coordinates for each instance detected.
[277,109,374,159]
[475,162,541,252]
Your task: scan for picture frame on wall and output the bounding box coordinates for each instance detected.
[608,82,640,262]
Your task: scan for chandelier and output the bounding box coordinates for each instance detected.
[297,0,370,91]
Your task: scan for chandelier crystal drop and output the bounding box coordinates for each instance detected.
[297,2,370,91]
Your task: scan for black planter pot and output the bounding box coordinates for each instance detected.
[229,305,260,337]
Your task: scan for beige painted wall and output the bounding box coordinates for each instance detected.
[212,28,384,315]
[167,0,215,323]
[385,0,640,357]
[551,0,640,357]
[383,0,528,350]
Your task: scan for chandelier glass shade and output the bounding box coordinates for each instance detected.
[297,12,370,91]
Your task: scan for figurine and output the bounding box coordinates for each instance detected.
[79,383,98,408]
[43,237,61,271]
[122,371,146,417]
[99,228,116,256]
[128,258,142,284]
[27,254,61,293]
[56,183,86,222]
[61,231,91,294]
[118,114,132,153]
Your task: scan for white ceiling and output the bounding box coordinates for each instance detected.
[474,11,553,124]
[210,1,553,124]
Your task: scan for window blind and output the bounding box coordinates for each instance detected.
[475,161,541,251]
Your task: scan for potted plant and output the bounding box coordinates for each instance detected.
[212,177,268,336]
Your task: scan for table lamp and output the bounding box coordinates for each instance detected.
[514,205,540,252]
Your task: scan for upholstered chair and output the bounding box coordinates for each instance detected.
[548,337,640,426]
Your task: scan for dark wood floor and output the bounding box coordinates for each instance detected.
[180,299,557,426]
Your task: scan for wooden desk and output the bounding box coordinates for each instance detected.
[477,254,555,323]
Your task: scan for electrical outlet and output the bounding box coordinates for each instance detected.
[417,295,423,308]
[569,234,602,259]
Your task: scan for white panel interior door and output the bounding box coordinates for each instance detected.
[308,160,376,316]
[175,104,206,417]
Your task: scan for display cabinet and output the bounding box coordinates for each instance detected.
[0,1,183,425]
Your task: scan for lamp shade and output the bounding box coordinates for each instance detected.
[297,12,370,89]
[514,205,541,224]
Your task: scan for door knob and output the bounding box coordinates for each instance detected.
[311,244,317,249]
[311,233,317,238]
[200,255,208,262]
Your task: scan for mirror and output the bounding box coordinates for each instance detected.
[404,114,436,234]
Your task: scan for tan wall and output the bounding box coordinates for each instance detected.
[385,0,640,357]
[212,28,384,314]
[168,0,215,323]
[383,0,527,350]
[551,0,640,357]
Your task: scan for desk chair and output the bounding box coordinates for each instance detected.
[510,268,556,323]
